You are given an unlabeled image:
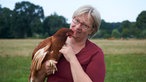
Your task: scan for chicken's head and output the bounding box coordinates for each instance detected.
[54,28,73,38]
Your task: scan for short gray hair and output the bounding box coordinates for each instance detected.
[72,5,101,37]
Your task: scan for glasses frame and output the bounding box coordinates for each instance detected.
[72,18,91,30]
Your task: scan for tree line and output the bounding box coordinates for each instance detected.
[0,1,146,39]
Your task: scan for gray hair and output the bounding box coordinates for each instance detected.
[72,5,101,37]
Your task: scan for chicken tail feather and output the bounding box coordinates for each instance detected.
[31,45,49,71]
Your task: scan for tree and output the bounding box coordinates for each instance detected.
[98,20,121,39]
[141,30,146,38]
[30,18,43,38]
[43,13,69,37]
[136,11,146,38]
[111,29,121,38]
[11,1,44,38]
[128,22,139,38]
[136,11,146,30]
[120,20,131,38]
[0,7,12,38]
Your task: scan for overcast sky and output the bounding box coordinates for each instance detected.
[1,0,146,23]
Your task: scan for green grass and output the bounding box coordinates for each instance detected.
[105,54,146,82]
[0,56,31,82]
[0,39,146,82]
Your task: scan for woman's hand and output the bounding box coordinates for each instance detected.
[59,44,76,62]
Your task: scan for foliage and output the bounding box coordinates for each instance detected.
[43,13,69,37]
[0,1,146,39]
[11,1,44,38]
[94,20,121,39]
[136,11,146,30]
[111,29,121,38]
[136,11,146,38]
[0,7,12,38]
[120,20,131,38]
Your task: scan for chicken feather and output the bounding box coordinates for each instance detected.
[29,28,73,82]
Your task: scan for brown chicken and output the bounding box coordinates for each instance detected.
[29,28,73,82]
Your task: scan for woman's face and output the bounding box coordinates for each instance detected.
[70,13,93,40]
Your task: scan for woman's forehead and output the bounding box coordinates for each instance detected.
[76,14,93,26]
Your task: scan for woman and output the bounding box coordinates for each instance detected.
[47,5,105,82]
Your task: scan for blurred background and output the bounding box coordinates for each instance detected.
[0,0,146,39]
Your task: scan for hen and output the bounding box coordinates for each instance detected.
[29,28,73,82]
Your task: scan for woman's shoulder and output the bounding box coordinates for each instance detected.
[80,39,103,55]
[86,39,102,50]
[86,39,104,58]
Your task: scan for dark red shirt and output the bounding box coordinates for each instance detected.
[47,40,105,82]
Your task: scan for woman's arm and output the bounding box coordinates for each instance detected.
[69,55,92,82]
[59,44,92,82]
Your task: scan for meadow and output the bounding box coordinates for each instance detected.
[0,39,146,82]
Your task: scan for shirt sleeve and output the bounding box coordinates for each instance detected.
[86,49,106,82]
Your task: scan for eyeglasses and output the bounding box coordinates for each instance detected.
[72,18,90,30]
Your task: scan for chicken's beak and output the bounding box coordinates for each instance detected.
[66,30,74,38]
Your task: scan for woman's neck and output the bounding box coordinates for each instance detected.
[67,37,87,47]
[66,37,87,54]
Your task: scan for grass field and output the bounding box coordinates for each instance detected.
[0,39,146,82]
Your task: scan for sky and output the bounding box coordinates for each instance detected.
[0,0,146,23]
